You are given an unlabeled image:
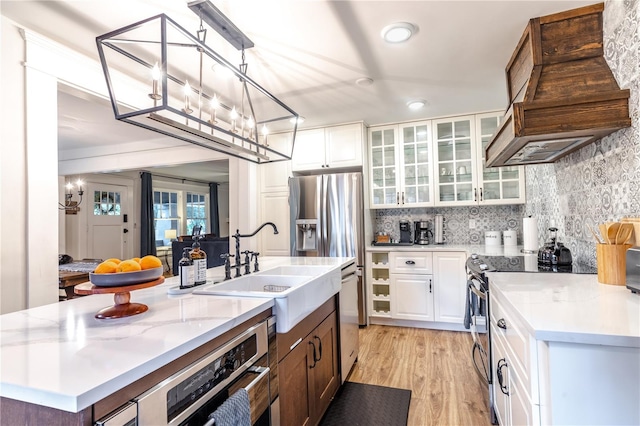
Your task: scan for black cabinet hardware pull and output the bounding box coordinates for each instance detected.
[314,336,323,361]
[405,260,416,265]
[474,188,478,202]
[497,358,509,395]
[309,341,317,369]
[429,278,432,293]
[497,318,507,330]
[480,187,483,201]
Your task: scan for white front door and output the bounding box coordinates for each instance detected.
[87,183,129,261]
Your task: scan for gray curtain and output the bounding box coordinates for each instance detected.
[209,182,220,237]
[141,172,156,256]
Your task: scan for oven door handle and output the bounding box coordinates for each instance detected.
[245,366,270,392]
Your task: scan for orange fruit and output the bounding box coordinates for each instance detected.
[104,258,122,265]
[117,259,142,273]
[132,257,141,264]
[94,261,118,274]
[139,255,162,270]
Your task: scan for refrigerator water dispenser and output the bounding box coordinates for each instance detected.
[295,219,318,251]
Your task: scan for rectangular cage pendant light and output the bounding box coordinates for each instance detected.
[96,13,299,164]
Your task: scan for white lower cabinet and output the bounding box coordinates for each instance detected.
[433,252,467,323]
[367,250,467,330]
[391,274,434,321]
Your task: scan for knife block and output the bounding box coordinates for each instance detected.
[596,244,632,285]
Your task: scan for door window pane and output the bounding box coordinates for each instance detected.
[93,190,121,216]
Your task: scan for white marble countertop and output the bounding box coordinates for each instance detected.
[0,256,352,413]
[487,272,640,347]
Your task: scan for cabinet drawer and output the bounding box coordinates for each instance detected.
[389,252,433,274]
[490,294,538,403]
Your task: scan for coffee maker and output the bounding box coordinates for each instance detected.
[414,220,432,245]
[399,220,412,244]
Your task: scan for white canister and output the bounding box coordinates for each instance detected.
[503,230,517,246]
[485,231,502,246]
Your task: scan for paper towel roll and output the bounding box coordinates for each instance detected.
[523,217,538,253]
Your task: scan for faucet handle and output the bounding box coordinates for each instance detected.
[252,252,260,272]
[220,253,233,280]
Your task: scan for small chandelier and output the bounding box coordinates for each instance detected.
[60,179,84,212]
[96,3,299,164]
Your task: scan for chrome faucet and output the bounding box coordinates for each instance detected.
[232,222,279,277]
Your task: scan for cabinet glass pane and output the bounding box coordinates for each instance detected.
[484,182,500,200]
[371,131,382,147]
[416,143,429,163]
[418,165,430,185]
[457,184,473,201]
[371,148,383,167]
[372,168,383,188]
[480,117,498,136]
[440,185,455,201]
[383,129,395,145]
[457,161,473,182]
[483,167,500,181]
[385,188,397,204]
[384,167,396,186]
[405,187,416,203]
[404,166,416,185]
[403,127,415,143]
[416,125,429,142]
[373,189,384,205]
[437,122,453,140]
[438,142,454,161]
[502,181,520,199]
[455,139,472,160]
[454,120,471,138]
[502,167,520,180]
[418,187,429,203]
[384,146,395,165]
[404,145,415,164]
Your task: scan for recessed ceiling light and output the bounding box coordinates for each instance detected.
[407,100,426,110]
[381,22,416,43]
[355,77,374,87]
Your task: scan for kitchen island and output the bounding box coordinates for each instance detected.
[0,256,352,422]
[487,272,640,425]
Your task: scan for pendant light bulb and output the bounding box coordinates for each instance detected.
[151,62,161,81]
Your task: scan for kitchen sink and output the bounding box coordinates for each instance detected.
[194,267,341,333]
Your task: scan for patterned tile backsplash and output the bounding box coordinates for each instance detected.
[373,205,525,245]
[374,0,639,268]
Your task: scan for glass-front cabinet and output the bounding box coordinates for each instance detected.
[432,116,475,205]
[369,112,525,209]
[369,122,434,208]
[475,113,526,204]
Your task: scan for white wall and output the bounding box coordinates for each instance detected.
[1,17,28,313]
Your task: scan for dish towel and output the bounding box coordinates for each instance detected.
[463,280,486,329]
[205,388,251,426]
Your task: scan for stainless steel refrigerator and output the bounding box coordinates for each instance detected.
[289,173,366,326]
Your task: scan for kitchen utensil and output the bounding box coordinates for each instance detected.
[587,225,602,244]
[434,214,445,244]
[616,223,634,245]
[620,218,640,245]
[599,223,609,244]
[538,227,558,265]
[607,222,621,245]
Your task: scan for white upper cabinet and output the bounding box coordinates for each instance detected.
[475,113,526,205]
[368,121,435,209]
[291,123,364,171]
[260,132,293,193]
[432,112,525,206]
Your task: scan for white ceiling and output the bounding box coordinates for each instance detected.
[2,0,598,182]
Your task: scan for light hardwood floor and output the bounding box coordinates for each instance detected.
[346,325,492,426]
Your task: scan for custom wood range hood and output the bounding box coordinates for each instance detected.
[485,3,631,167]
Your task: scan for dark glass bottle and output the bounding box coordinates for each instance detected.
[190,236,207,286]
[179,247,195,289]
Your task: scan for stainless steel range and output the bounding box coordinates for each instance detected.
[464,253,597,424]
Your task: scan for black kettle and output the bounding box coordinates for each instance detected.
[538,227,572,266]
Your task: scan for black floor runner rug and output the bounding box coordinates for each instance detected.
[320,382,411,426]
